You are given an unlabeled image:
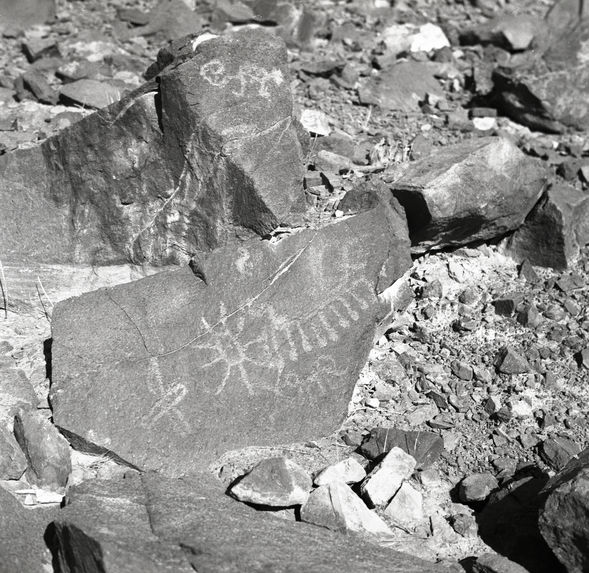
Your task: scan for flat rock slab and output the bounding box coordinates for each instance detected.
[51,208,411,475]
[0,29,303,266]
[389,136,548,252]
[358,62,443,113]
[59,79,124,109]
[53,473,453,573]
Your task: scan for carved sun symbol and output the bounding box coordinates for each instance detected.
[195,303,281,396]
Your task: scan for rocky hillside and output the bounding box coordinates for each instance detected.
[0,0,589,572]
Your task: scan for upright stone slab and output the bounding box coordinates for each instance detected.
[50,207,411,475]
[389,137,548,252]
[0,29,303,266]
[159,28,304,243]
[505,182,589,270]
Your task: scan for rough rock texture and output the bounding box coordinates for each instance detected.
[0,0,56,32]
[492,0,589,133]
[478,472,563,573]
[0,425,27,480]
[53,473,455,572]
[0,485,57,573]
[50,207,411,475]
[505,182,589,270]
[539,447,589,573]
[458,472,498,503]
[473,553,532,573]
[0,363,37,424]
[52,477,193,573]
[389,137,547,252]
[13,407,72,490]
[300,480,392,537]
[0,29,304,266]
[361,447,416,507]
[358,427,444,469]
[230,456,312,506]
[358,62,443,112]
[314,457,366,486]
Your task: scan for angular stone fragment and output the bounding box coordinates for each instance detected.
[13,408,71,490]
[0,29,304,266]
[0,425,27,480]
[495,346,530,375]
[390,137,547,252]
[358,62,443,113]
[230,457,311,507]
[300,480,392,537]
[314,457,366,486]
[505,182,589,270]
[0,364,37,425]
[0,485,56,573]
[359,427,444,469]
[539,446,589,573]
[51,207,410,476]
[384,482,424,529]
[60,79,124,109]
[458,472,498,503]
[539,437,581,471]
[361,447,416,507]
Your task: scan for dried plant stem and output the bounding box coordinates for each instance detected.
[0,260,7,319]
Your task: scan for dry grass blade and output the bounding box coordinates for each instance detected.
[36,276,54,322]
[0,259,7,319]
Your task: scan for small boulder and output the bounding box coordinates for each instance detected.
[473,552,531,573]
[390,137,547,252]
[539,437,581,471]
[13,408,71,491]
[300,480,392,537]
[361,447,416,507]
[359,427,444,469]
[495,346,530,375]
[383,481,424,529]
[230,457,311,507]
[505,182,589,270]
[314,457,366,486]
[0,426,27,480]
[539,446,589,573]
[459,472,498,504]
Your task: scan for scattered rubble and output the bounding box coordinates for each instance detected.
[0,0,588,571]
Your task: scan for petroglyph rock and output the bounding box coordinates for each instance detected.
[0,29,303,266]
[50,207,411,476]
[390,137,547,252]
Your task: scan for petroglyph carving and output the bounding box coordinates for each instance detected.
[194,303,282,396]
[282,356,346,394]
[142,356,190,435]
[200,59,284,99]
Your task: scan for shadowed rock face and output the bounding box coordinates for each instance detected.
[50,206,411,476]
[51,474,455,573]
[0,29,304,266]
[389,136,548,252]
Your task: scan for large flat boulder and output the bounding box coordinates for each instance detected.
[389,137,547,252]
[0,29,304,266]
[50,206,411,475]
[52,474,454,573]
